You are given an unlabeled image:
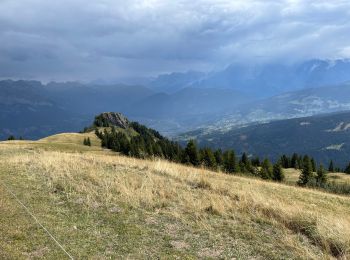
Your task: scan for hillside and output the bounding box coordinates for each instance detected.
[179,111,350,168]
[196,83,350,133]
[1,133,350,259]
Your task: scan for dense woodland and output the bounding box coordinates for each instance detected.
[89,117,350,195]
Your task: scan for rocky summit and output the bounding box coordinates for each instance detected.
[94,112,130,129]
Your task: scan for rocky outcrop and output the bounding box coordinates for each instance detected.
[94,112,130,129]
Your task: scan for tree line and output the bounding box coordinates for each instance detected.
[90,121,350,193]
[6,135,24,140]
[94,125,330,184]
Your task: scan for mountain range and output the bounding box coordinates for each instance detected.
[148,59,350,96]
[2,58,350,140]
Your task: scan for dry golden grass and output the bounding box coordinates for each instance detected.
[284,168,350,186]
[39,132,101,147]
[1,139,350,258]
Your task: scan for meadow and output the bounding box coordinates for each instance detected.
[1,133,350,259]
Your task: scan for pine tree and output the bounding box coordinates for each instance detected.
[214,149,223,166]
[311,158,316,172]
[94,129,101,138]
[111,126,116,135]
[297,155,303,170]
[328,160,334,172]
[181,153,191,165]
[223,150,237,173]
[272,162,285,182]
[291,153,298,169]
[184,140,200,166]
[239,152,251,173]
[251,157,261,167]
[152,143,163,157]
[280,155,290,168]
[83,137,91,146]
[201,148,217,169]
[241,152,249,165]
[7,135,15,140]
[130,140,141,158]
[260,158,272,179]
[298,156,313,186]
[345,162,350,174]
[316,164,327,185]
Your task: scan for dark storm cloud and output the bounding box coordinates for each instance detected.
[0,0,350,80]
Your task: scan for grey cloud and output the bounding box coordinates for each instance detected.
[0,0,350,81]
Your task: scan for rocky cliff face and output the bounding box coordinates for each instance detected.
[94,112,130,129]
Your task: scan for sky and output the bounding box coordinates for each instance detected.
[0,0,350,81]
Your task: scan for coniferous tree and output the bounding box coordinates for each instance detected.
[223,150,237,173]
[201,148,217,169]
[181,153,191,165]
[291,153,299,169]
[345,162,350,174]
[251,157,261,167]
[316,164,327,185]
[130,139,141,158]
[214,149,223,166]
[241,152,249,165]
[328,160,335,172]
[298,156,313,186]
[272,162,285,182]
[83,137,91,146]
[152,143,163,157]
[95,129,101,138]
[239,152,251,173]
[311,158,316,172]
[280,155,290,168]
[7,135,15,140]
[199,148,206,164]
[111,126,116,135]
[119,134,130,155]
[184,140,200,166]
[260,158,272,179]
[297,156,303,170]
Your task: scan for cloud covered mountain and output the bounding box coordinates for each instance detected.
[149,59,350,97]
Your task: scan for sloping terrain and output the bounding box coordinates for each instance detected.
[179,111,350,168]
[1,133,350,259]
[201,83,350,132]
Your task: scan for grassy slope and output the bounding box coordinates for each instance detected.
[1,133,350,259]
[284,168,350,186]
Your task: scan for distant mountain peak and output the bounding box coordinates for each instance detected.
[148,58,350,97]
